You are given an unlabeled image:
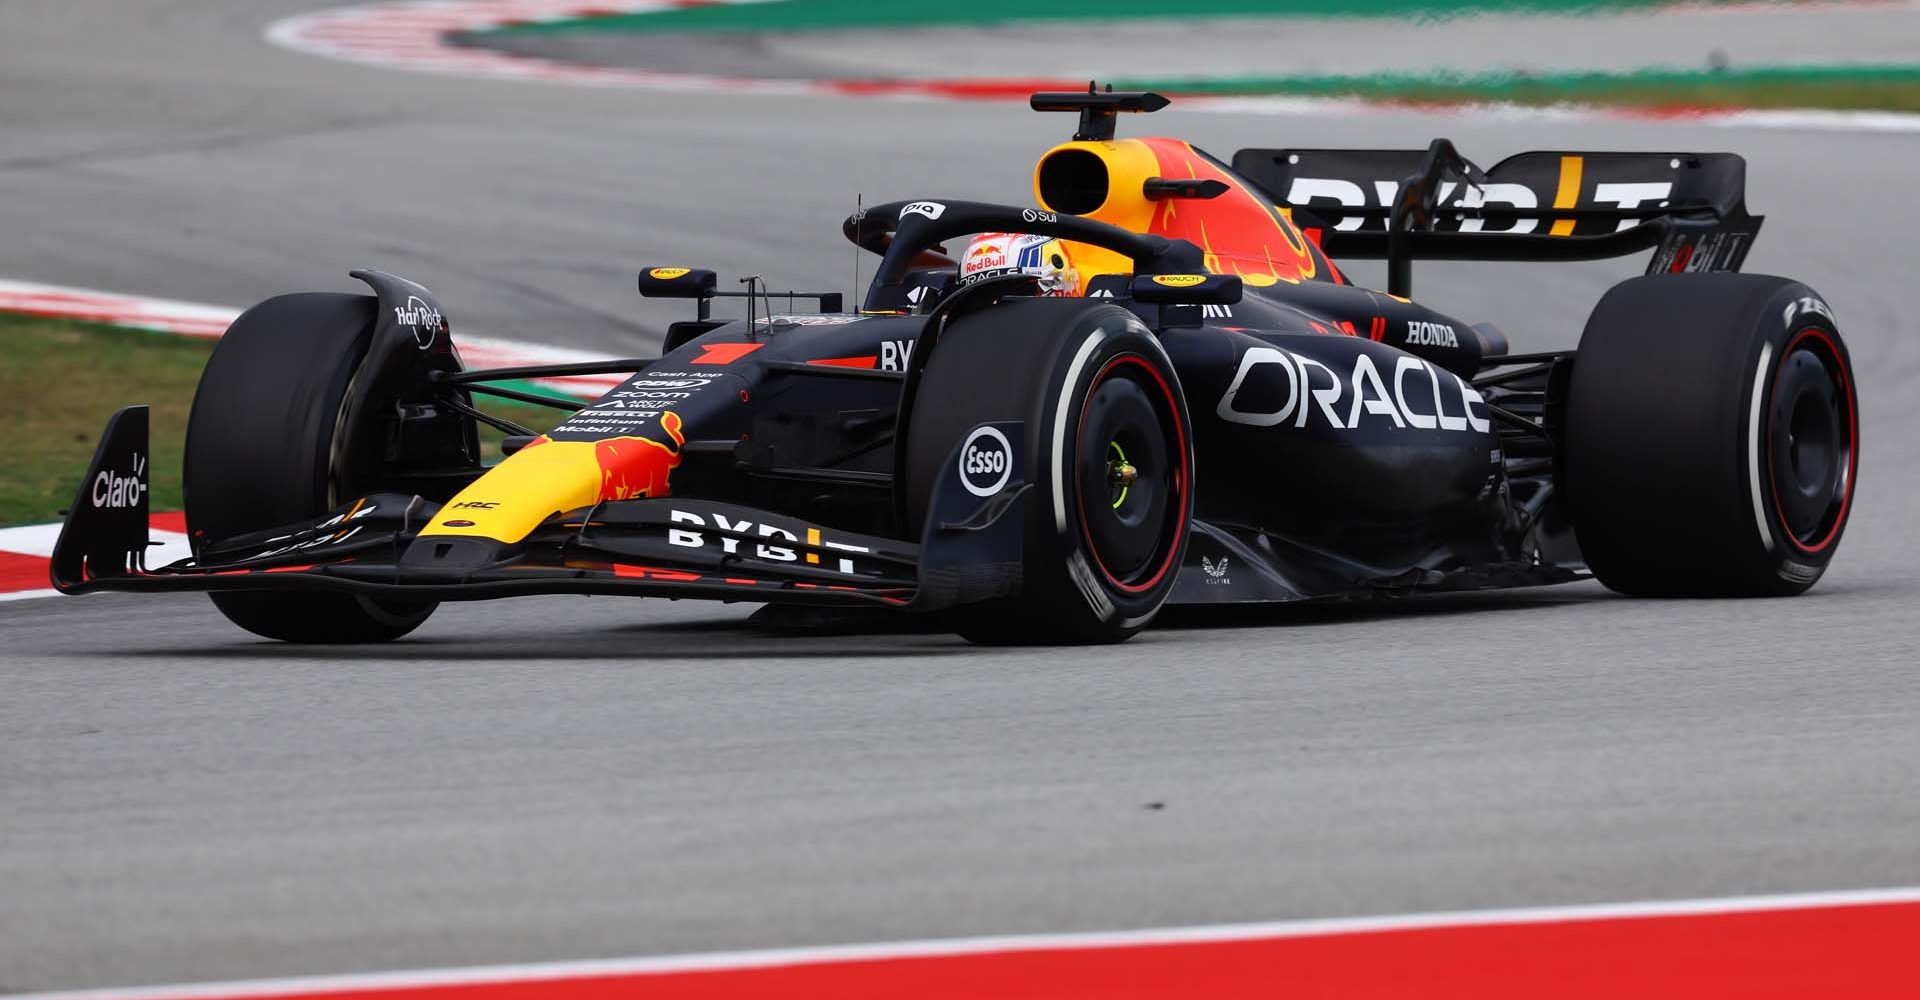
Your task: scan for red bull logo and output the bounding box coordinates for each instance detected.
[963,233,1015,281]
[593,411,685,501]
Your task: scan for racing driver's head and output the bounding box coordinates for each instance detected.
[958,231,1080,296]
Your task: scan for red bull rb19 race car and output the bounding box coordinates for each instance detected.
[52,89,1859,644]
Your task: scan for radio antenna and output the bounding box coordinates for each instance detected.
[739,274,765,338]
[850,192,864,316]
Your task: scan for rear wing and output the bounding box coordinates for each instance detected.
[1231,140,1762,296]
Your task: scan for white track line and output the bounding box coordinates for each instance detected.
[0,523,187,561]
[15,885,1920,1000]
[0,278,624,396]
[0,279,239,337]
[0,525,190,604]
[0,522,71,558]
[262,0,1920,134]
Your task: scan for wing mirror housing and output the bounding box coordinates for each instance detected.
[1128,273,1242,305]
[637,267,718,299]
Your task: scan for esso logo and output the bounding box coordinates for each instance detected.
[958,426,1013,498]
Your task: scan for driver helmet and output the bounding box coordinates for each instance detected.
[958,232,1079,297]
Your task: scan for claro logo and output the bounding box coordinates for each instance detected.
[92,452,147,508]
[1217,348,1491,433]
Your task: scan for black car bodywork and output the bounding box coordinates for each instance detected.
[53,90,1849,643]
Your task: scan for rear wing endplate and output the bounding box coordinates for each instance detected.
[1232,140,1762,296]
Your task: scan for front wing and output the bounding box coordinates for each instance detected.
[50,407,1029,612]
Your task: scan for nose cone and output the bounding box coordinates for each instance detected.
[420,411,686,544]
[593,411,685,501]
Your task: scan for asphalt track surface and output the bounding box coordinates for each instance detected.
[3,2,1920,992]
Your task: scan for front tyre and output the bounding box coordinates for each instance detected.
[185,293,437,642]
[907,299,1193,644]
[1565,273,1859,597]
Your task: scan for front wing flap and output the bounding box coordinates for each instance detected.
[63,494,922,608]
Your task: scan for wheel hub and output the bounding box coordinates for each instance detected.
[1106,442,1138,508]
[1768,338,1853,549]
[1077,361,1178,586]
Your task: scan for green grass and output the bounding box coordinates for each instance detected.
[471,381,571,458]
[485,0,1678,36]
[0,314,212,526]
[0,313,567,526]
[1114,63,1920,113]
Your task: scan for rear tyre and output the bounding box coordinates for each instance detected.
[185,293,437,642]
[1565,273,1858,597]
[906,299,1193,644]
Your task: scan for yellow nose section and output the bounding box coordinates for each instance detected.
[420,439,606,543]
[421,412,687,544]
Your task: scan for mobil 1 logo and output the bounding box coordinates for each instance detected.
[959,424,1015,498]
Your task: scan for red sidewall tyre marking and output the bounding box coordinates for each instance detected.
[1075,353,1188,594]
[1768,325,1856,555]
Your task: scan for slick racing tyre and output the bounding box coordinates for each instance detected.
[906,299,1193,644]
[1566,273,1858,597]
[185,293,437,642]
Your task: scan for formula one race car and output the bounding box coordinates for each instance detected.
[52,88,1858,645]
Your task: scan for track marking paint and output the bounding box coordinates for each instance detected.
[263,1,1920,133]
[0,522,189,563]
[0,518,192,602]
[12,886,1920,999]
[0,278,623,397]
